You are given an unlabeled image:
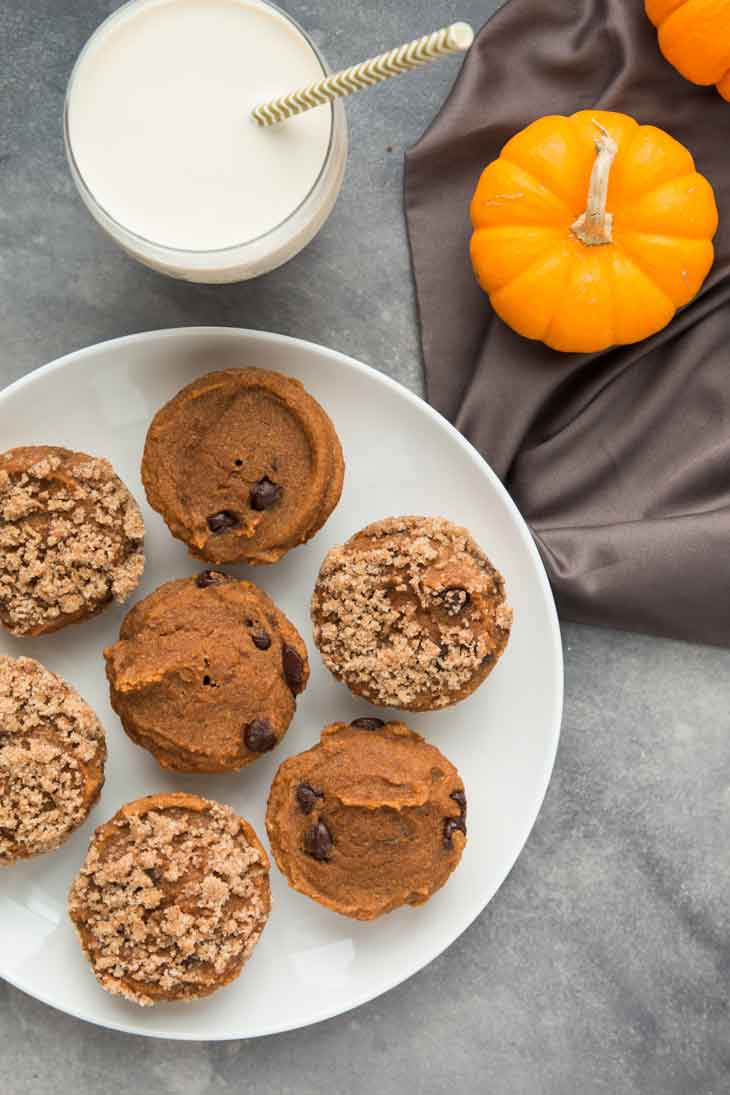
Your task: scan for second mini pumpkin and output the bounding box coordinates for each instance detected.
[646,0,730,100]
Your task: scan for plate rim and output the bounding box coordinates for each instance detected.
[0,326,564,1040]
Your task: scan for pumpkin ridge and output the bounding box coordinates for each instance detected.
[612,229,713,307]
[491,240,573,341]
[472,217,566,232]
[621,170,698,208]
[498,156,575,220]
[614,122,696,202]
[489,240,569,303]
[662,0,730,53]
[646,0,688,23]
[657,0,730,85]
[536,249,579,346]
[660,0,707,24]
[616,172,717,237]
[470,159,572,231]
[470,226,565,293]
[615,228,710,247]
[501,237,572,297]
[604,249,618,351]
[501,116,595,213]
[610,242,676,315]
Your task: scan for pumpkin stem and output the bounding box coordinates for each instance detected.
[571,121,618,247]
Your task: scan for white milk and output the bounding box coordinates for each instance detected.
[65,0,347,281]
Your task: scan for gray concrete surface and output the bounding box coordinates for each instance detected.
[2,1,730,1092]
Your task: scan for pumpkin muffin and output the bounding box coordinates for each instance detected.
[311,516,512,711]
[0,445,145,636]
[104,572,309,772]
[141,368,344,565]
[68,793,271,1006]
[0,655,106,867]
[266,718,467,920]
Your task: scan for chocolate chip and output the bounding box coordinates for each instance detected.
[250,476,282,511]
[303,819,333,861]
[282,645,305,692]
[196,569,228,588]
[251,630,271,650]
[439,587,471,616]
[296,783,324,814]
[145,867,162,883]
[450,789,467,817]
[350,717,385,731]
[202,675,212,686]
[207,510,239,533]
[244,718,277,753]
[443,816,467,848]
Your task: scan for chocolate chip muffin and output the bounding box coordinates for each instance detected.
[0,445,145,636]
[0,655,106,866]
[104,572,309,772]
[141,368,344,566]
[266,718,467,920]
[68,793,271,1006]
[311,516,512,711]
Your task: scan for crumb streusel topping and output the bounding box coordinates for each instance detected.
[0,655,106,866]
[0,447,145,636]
[311,516,512,710]
[68,795,271,1006]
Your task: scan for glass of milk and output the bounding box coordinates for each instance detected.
[64,0,348,283]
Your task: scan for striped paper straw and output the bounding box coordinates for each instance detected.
[251,22,475,127]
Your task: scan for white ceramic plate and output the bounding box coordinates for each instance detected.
[0,328,562,1039]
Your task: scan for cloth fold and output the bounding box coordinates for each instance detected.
[405,0,730,647]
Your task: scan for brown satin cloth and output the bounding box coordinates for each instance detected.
[405,0,730,647]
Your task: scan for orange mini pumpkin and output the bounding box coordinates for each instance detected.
[646,0,730,100]
[469,110,718,353]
